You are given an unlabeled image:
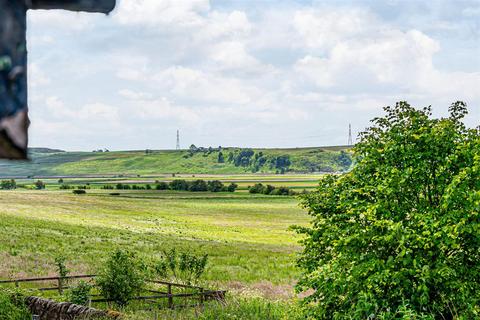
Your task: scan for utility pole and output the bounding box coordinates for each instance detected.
[348,124,353,146]
[176,130,180,150]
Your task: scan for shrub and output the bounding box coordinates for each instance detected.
[295,102,480,319]
[34,180,45,190]
[169,179,188,191]
[226,183,238,192]
[96,249,146,306]
[72,189,86,195]
[59,184,71,190]
[248,183,265,194]
[0,289,30,320]
[189,180,208,192]
[262,184,275,195]
[154,249,208,286]
[67,281,92,306]
[0,179,16,190]
[207,180,224,192]
[155,182,169,190]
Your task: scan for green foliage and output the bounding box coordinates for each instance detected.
[0,289,30,320]
[295,101,480,319]
[72,189,86,194]
[154,249,208,286]
[226,183,238,192]
[155,182,169,190]
[336,150,352,170]
[54,255,69,278]
[67,281,92,306]
[169,179,189,191]
[0,179,16,190]
[189,179,208,192]
[207,180,224,192]
[96,249,147,306]
[249,183,296,196]
[217,152,225,163]
[34,180,45,190]
[249,183,265,194]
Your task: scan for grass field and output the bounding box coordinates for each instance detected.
[0,160,322,318]
[0,188,309,293]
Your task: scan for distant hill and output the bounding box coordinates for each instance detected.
[0,146,353,177]
[28,147,65,154]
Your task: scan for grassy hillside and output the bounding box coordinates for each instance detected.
[0,146,352,177]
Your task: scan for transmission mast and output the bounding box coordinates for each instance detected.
[176,130,180,150]
[348,124,353,146]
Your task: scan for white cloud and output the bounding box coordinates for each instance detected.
[293,7,377,49]
[152,66,261,105]
[114,0,209,28]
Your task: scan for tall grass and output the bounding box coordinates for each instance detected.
[122,296,302,320]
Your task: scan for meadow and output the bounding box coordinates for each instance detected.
[0,182,312,316]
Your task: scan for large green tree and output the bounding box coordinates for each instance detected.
[295,102,479,319]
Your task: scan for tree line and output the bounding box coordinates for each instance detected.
[106,179,238,193]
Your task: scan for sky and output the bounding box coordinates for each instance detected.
[26,0,480,151]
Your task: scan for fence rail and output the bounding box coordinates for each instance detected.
[0,274,226,310]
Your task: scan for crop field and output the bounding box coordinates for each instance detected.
[0,185,311,294]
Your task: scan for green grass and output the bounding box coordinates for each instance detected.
[0,146,351,177]
[0,189,308,287]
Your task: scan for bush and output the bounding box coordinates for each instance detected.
[189,180,208,192]
[155,182,169,190]
[207,180,224,192]
[226,183,238,192]
[0,179,16,190]
[72,189,86,195]
[295,102,480,319]
[262,184,275,195]
[0,289,30,320]
[169,179,188,191]
[154,249,208,286]
[96,249,146,306]
[67,281,92,306]
[248,183,265,194]
[34,180,45,190]
[59,184,71,190]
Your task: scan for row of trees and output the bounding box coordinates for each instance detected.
[105,179,238,193]
[0,179,45,190]
[248,183,297,196]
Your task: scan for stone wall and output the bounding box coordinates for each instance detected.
[26,296,121,320]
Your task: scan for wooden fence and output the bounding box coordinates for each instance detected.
[0,274,226,310]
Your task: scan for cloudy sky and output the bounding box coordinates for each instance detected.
[26,0,479,151]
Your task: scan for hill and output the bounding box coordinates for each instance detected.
[0,146,352,177]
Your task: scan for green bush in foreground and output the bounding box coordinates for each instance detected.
[67,281,92,306]
[96,249,147,307]
[295,102,480,319]
[0,289,30,320]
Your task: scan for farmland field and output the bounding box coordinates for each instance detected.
[0,153,325,318]
[0,186,310,296]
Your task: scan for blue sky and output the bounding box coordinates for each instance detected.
[26,0,479,151]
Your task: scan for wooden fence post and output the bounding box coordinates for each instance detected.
[167,284,173,309]
[58,278,63,295]
[199,288,204,307]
